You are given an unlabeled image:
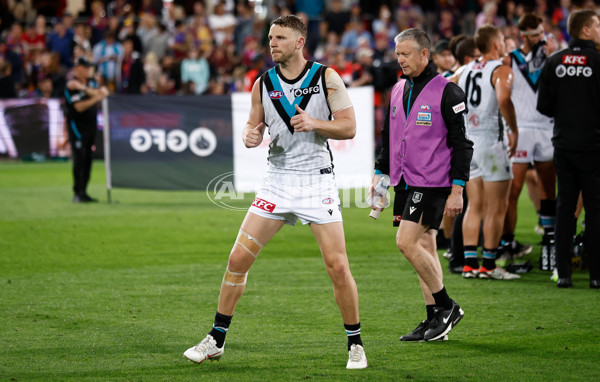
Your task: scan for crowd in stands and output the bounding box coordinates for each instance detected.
[0,0,598,100]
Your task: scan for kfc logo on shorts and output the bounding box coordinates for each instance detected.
[562,55,587,65]
[393,215,402,222]
[515,150,528,158]
[252,197,275,212]
[322,198,334,205]
[269,90,284,99]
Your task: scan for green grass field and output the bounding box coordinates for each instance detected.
[1,161,598,381]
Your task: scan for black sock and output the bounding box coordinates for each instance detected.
[426,305,435,321]
[208,311,232,348]
[344,323,363,350]
[464,245,479,269]
[482,247,497,270]
[540,199,556,236]
[432,287,453,310]
[500,233,514,246]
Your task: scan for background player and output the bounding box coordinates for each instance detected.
[499,14,557,263]
[455,25,520,280]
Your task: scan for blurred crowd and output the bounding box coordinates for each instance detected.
[0,0,598,100]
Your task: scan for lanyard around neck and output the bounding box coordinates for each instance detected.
[406,79,414,119]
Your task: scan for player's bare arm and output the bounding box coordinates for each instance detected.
[493,65,518,157]
[447,65,466,84]
[290,68,356,140]
[242,78,266,148]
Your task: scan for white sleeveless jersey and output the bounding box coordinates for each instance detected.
[509,49,553,131]
[260,61,334,174]
[458,59,504,141]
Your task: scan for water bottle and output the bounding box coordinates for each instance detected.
[367,174,390,219]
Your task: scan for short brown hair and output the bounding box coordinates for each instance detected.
[518,13,542,31]
[567,10,598,40]
[475,24,500,54]
[453,36,478,66]
[271,15,307,39]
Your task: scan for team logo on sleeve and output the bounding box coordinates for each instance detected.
[452,102,466,114]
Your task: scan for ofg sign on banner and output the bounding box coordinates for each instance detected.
[108,95,233,190]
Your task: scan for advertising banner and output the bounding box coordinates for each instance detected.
[108,95,233,190]
[0,99,68,159]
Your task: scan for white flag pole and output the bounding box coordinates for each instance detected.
[102,98,112,203]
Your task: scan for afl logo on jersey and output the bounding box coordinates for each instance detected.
[420,104,431,110]
[269,90,284,99]
[292,85,320,97]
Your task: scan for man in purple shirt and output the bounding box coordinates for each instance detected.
[372,28,473,342]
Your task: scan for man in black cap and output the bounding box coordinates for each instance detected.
[432,40,456,77]
[64,57,110,203]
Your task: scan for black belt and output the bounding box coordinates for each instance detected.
[320,166,333,174]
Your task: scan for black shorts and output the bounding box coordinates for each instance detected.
[393,185,450,230]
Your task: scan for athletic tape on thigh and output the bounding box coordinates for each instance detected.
[222,267,248,287]
[236,229,264,258]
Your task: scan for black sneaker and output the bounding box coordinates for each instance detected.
[424,300,464,341]
[511,240,532,258]
[80,194,99,203]
[400,320,447,342]
[557,277,573,288]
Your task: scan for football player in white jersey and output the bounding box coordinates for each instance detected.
[500,14,557,265]
[183,15,367,369]
[454,24,521,280]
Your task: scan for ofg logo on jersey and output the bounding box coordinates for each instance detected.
[555,64,592,78]
[291,85,320,97]
[130,127,217,157]
[556,55,592,78]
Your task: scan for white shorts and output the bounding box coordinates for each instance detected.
[248,171,343,226]
[511,128,554,164]
[469,137,513,182]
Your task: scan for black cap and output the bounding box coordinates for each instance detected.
[75,57,92,67]
[434,40,450,55]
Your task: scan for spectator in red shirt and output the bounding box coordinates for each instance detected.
[330,48,361,86]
